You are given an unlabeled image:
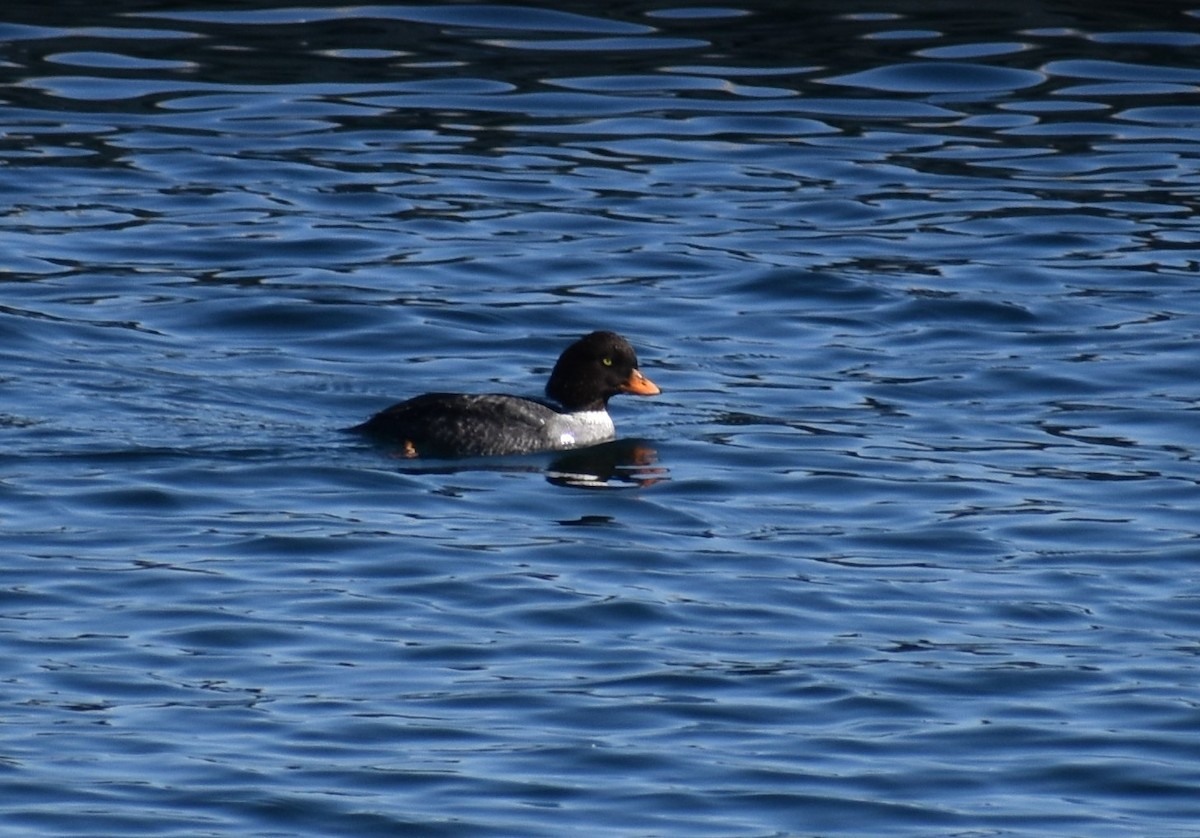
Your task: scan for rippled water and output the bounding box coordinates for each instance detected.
[4,1,1200,835]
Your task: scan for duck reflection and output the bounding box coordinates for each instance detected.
[371,437,667,489]
[545,438,667,489]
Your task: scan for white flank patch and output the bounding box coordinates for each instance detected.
[551,409,615,448]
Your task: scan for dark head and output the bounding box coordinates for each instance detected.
[546,331,660,411]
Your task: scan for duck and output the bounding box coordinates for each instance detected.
[350,331,660,458]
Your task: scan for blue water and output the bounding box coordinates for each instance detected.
[4,1,1200,835]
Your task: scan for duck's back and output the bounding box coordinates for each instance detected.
[352,393,564,457]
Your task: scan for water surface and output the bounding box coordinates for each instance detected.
[3,1,1200,835]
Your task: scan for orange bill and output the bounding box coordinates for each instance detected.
[622,369,661,396]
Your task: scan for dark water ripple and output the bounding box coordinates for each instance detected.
[4,1,1200,836]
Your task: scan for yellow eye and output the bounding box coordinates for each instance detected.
[602,357,613,366]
